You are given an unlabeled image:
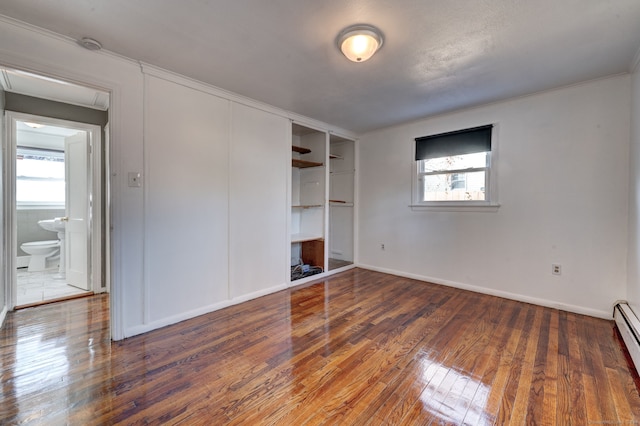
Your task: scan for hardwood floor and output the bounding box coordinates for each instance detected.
[2,268,640,425]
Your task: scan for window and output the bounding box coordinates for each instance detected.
[16,147,65,208]
[413,125,496,207]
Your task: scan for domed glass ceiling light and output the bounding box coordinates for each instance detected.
[337,24,384,62]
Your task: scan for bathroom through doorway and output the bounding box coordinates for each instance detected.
[6,112,103,308]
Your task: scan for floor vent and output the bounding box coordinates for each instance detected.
[614,302,640,373]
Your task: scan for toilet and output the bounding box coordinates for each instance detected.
[21,240,60,272]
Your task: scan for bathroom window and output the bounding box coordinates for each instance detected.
[16,147,65,208]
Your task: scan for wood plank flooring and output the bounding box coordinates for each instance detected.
[2,268,640,425]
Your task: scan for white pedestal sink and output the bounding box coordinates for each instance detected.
[38,218,66,277]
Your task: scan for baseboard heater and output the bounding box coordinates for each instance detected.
[614,302,640,373]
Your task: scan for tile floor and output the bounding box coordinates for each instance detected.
[17,268,90,306]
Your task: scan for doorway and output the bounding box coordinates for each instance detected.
[6,112,103,308]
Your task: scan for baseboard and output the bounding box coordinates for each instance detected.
[357,263,611,320]
[614,302,640,374]
[123,263,611,339]
[124,282,290,338]
[126,267,358,338]
[230,283,290,305]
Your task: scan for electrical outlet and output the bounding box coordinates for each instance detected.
[552,264,561,275]
[381,243,385,250]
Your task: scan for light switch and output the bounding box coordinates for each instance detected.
[128,172,142,187]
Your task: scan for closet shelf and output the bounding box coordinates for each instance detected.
[291,234,324,243]
[292,204,323,209]
[329,153,343,159]
[292,145,312,154]
[329,200,354,207]
[292,159,323,168]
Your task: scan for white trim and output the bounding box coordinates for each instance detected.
[329,129,357,143]
[227,101,234,301]
[354,138,360,265]
[631,44,640,73]
[89,118,103,296]
[614,303,640,373]
[4,113,18,310]
[409,203,500,212]
[0,305,7,328]
[290,271,325,286]
[142,74,150,326]
[17,203,66,210]
[124,282,289,338]
[357,263,612,320]
[0,68,11,90]
[285,121,293,286]
[324,129,330,271]
[103,123,111,294]
[291,119,328,135]
[106,98,122,341]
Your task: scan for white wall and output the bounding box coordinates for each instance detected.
[359,76,631,318]
[628,59,640,313]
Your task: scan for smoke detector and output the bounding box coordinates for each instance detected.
[78,37,102,51]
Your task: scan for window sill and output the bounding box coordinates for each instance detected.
[409,203,500,212]
[17,204,66,211]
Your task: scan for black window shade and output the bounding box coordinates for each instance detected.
[415,125,493,161]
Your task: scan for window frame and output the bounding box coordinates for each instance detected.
[411,123,500,211]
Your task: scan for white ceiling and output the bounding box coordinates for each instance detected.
[1,0,639,133]
[16,121,80,151]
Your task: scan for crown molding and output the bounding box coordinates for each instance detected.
[140,62,358,139]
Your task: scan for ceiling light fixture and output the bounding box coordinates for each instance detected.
[337,24,384,63]
[78,37,102,51]
[24,122,45,129]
